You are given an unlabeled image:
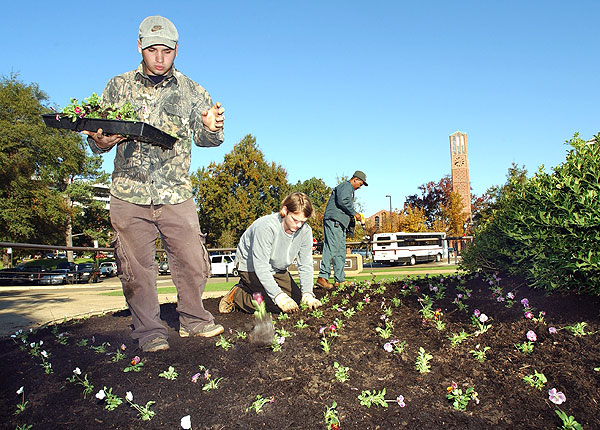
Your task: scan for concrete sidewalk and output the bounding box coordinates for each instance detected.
[0,278,227,338]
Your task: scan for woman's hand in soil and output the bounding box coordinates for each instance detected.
[301,293,322,310]
[83,128,125,150]
[274,293,299,313]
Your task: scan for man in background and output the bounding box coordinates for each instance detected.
[316,171,368,290]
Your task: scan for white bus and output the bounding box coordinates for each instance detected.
[372,232,447,266]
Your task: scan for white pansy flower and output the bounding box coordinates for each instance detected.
[180,415,192,429]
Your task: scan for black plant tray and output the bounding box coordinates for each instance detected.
[42,114,177,150]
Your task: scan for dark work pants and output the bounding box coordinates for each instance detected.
[232,270,302,314]
[318,218,347,282]
[110,196,214,347]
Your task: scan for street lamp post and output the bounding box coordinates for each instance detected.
[385,195,392,232]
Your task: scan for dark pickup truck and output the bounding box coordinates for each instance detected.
[11,265,49,285]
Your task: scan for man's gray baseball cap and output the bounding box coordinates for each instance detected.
[352,170,368,186]
[138,16,178,49]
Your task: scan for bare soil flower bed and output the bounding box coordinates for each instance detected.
[1,273,599,429]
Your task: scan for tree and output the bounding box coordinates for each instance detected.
[404,175,467,233]
[397,205,428,232]
[70,183,112,249]
[441,191,465,235]
[291,177,332,242]
[405,175,453,228]
[0,75,109,258]
[191,135,290,246]
[471,163,528,228]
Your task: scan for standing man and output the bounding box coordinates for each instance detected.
[84,16,225,352]
[316,171,368,290]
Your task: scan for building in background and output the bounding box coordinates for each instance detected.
[449,131,472,222]
[366,209,389,232]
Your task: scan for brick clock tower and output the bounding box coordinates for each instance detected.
[449,131,472,221]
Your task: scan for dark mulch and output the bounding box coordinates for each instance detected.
[1,273,599,429]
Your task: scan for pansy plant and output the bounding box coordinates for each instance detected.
[125,391,155,421]
[215,335,232,351]
[158,366,178,380]
[324,401,341,429]
[246,395,274,414]
[333,362,349,383]
[67,367,94,398]
[15,386,28,415]
[446,382,479,411]
[415,347,433,373]
[358,388,388,408]
[123,356,144,373]
[523,371,547,390]
[95,387,123,411]
[515,331,537,354]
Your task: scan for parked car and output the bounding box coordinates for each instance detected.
[12,265,48,285]
[76,263,97,283]
[350,249,372,260]
[0,265,25,285]
[210,254,238,276]
[99,261,118,277]
[158,259,170,275]
[56,261,77,271]
[39,268,76,285]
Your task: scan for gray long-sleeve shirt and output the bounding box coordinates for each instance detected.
[234,213,314,301]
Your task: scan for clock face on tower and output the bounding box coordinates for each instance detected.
[453,155,465,167]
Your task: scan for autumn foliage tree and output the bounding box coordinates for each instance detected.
[403,175,466,234]
[405,175,453,228]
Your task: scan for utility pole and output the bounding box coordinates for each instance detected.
[385,195,392,232]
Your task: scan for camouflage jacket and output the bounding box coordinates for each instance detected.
[89,63,224,205]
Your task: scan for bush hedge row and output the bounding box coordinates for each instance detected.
[462,133,600,296]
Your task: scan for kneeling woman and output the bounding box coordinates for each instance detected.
[219,192,322,314]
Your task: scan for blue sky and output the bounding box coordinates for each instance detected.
[3,1,599,216]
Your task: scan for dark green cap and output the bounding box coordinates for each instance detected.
[352,170,368,186]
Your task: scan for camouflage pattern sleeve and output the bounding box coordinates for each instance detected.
[89,65,224,205]
[188,80,224,147]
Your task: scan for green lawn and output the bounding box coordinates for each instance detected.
[101,265,460,296]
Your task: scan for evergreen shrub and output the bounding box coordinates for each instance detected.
[462,133,600,296]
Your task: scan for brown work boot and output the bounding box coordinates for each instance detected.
[333,282,340,288]
[315,277,334,290]
[218,285,239,313]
